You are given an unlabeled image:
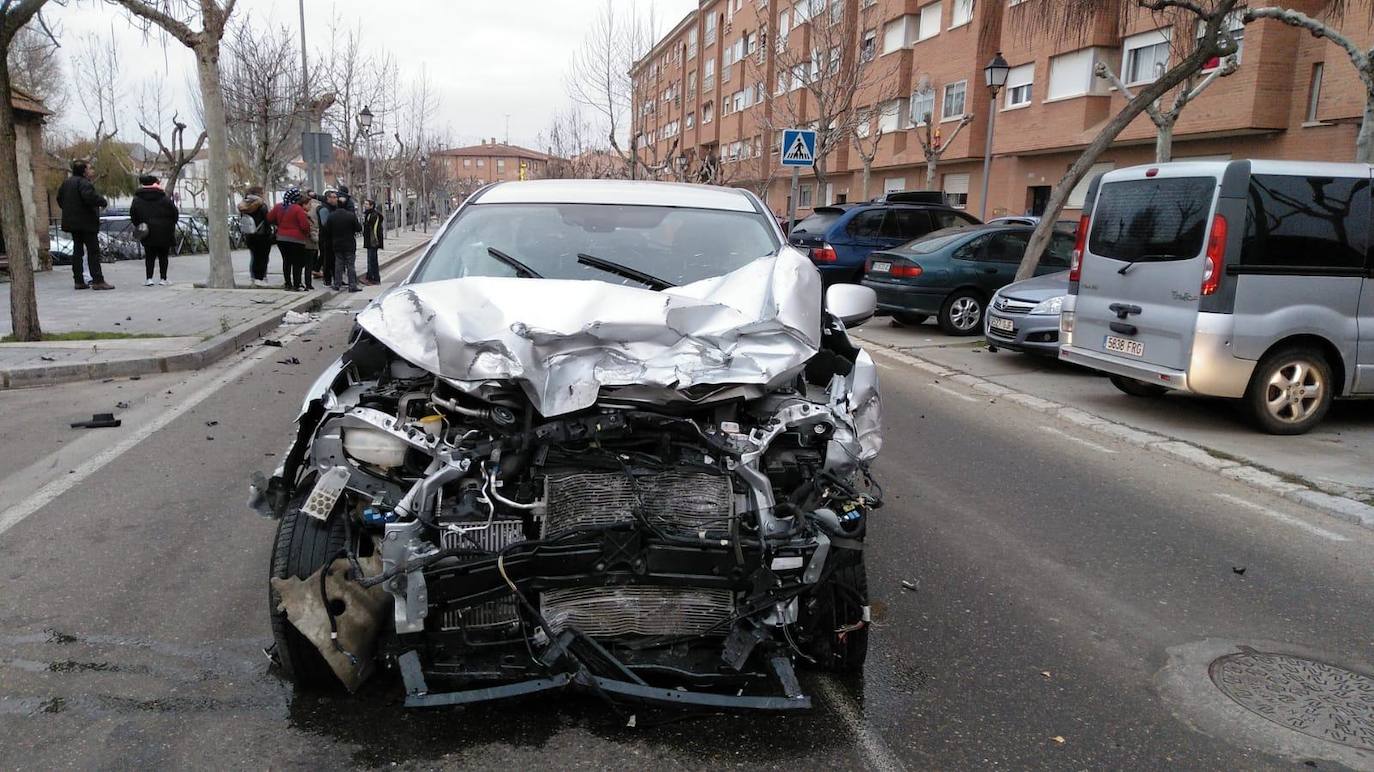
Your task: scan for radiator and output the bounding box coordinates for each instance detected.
[541,470,733,538]
[540,585,734,638]
[438,520,524,631]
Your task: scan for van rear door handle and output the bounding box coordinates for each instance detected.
[1109,322,1139,336]
[1109,303,1143,319]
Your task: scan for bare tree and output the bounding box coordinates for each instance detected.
[7,20,63,111]
[1244,3,1374,163]
[910,90,973,189]
[1097,54,1237,163]
[1013,0,1243,281]
[72,29,121,158]
[136,78,206,201]
[317,20,396,185]
[1,0,52,341]
[850,111,880,202]
[568,0,657,179]
[110,0,239,288]
[222,19,303,194]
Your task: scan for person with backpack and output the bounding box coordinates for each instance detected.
[237,186,274,287]
[56,159,113,290]
[128,174,179,286]
[268,187,312,291]
[321,189,362,292]
[361,198,384,285]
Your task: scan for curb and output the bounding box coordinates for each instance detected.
[864,341,1374,533]
[0,240,429,390]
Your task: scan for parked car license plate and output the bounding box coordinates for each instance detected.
[871,261,891,273]
[1104,335,1144,357]
[989,316,1014,333]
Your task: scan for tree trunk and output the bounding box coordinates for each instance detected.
[925,157,937,190]
[1155,119,1174,163]
[0,51,41,341]
[860,159,872,202]
[1014,54,1213,282]
[1358,88,1374,164]
[196,44,235,288]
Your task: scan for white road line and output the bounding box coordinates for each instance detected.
[1214,492,1349,542]
[1040,426,1118,454]
[927,382,979,403]
[814,676,909,772]
[0,322,321,540]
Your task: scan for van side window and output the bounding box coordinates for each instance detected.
[1241,174,1370,272]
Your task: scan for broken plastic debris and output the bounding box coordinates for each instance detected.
[1232,566,1246,575]
[281,311,312,324]
[1040,671,1052,679]
[205,420,219,427]
[40,355,56,362]
[1051,736,1066,745]
[115,401,130,409]
[276,357,301,365]
[71,413,121,429]
[263,339,284,348]
[900,580,918,591]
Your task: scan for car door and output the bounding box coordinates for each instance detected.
[841,208,891,267]
[974,230,1030,293]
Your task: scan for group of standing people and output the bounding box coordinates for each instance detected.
[57,160,183,290]
[240,184,385,293]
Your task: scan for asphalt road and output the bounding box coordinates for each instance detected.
[1,276,1372,769]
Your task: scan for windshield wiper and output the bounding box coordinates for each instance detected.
[1119,255,1179,275]
[576,253,675,290]
[487,247,542,279]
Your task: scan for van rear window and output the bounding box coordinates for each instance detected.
[1088,177,1216,262]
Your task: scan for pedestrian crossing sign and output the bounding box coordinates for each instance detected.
[781,129,817,167]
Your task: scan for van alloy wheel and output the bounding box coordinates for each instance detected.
[1245,347,1333,435]
[1264,361,1325,424]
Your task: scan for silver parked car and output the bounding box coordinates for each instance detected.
[1060,160,1374,434]
[251,180,884,710]
[986,270,1070,354]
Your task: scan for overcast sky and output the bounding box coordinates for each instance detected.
[46,0,696,150]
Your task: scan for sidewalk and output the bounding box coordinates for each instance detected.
[0,230,431,387]
[851,320,1374,528]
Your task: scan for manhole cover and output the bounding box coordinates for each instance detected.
[1209,648,1374,751]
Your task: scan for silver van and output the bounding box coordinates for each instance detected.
[1059,160,1374,434]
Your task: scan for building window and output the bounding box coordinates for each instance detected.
[1004,63,1033,108]
[776,70,789,94]
[793,0,810,23]
[942,80,967,119]
[463,158,472,168]
[918,2,942,41]
[778,8,790,39]
[861,28,876,61]
[706,14,717,45]
[704,59,715,89]
[910,87,935,125]
[830,1,843,25]
[755,80,766,102]
[688,27,698,59]
[828,46,841,74]
[951,0,973,28]
[1199,12,1244,70]
[883,177,906,194]
[792,63,808,90]
[687,112,696,129]
[1067,162,1113,208]
[878,98,909,133]
[476,159,485,168]
[1123,28,1170,86]
[943,173,970,209]
[703,101,714,123]
[497,159,506,172]
[1047,48,1111,100]
[799,184,813,207]
[882,16,916,54]
[1307,62,1325,123]
[688,71,697,98]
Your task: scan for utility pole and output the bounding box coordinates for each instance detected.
[298,0,322,194]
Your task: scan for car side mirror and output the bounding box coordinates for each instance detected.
[826,283,877,328]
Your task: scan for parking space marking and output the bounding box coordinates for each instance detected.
[1040,426,1118,454]
[1214,492,1349,542]
[814,676,909,772]
[927,382,980,403]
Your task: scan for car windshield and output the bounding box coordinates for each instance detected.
[901,229,976,255]
[411,203,780,287]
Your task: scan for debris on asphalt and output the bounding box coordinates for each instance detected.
[901,579,918,591]
[282,311,313,324]
[205,420,219,427]
[206,436,215,441]
[1040,671,1052,679]
[276,357,301,365]
[1051,736,1066,745]
[115,401,130,409]
[130,376,141,380]
[71,413,121,429]
[1232,566,1246,575]
[40,355,55,361]
[262,339,284,347]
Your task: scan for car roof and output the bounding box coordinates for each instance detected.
[476,179,759,212]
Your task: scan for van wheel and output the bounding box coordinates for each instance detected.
[893,312,929,327]
[1110,374,1168,398]
[939,290,984,336]
[1245,347,1333,435]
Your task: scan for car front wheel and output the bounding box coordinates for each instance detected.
[1245,347,1333,435]
[939,290,985,336]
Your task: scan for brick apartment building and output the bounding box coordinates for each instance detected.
[431,140,552,187]
[630,0,1371,221]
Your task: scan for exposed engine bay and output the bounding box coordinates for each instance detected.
[251,254,883,711]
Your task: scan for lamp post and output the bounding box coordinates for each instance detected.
[978,52,1010,221]
[356,105,376,202]
[420,157,429,234]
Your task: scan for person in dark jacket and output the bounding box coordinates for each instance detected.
[56,159,113,290]
[238,186,273,287]
[321,190,362,292]
[128,174,179,285]
[336,184,357,213]
[268,187,313,291]
[361,198,384,285]
[317,188,337,287]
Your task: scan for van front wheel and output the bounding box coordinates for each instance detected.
[1245,347,1333,435]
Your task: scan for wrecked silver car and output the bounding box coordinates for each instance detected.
[252,180,883,710]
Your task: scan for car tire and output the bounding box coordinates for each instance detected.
[798,553,868,673]
[1109,374,1169,398]
[893,312,929,327]
[938,290,985,336]
[268,476,348,689]
[1244,346,1334,435]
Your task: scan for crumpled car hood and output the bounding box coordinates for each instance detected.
[355,249,822,416]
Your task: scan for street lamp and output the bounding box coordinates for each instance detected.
[419,156,429,234]
[356,105,380,202]
[978,52,1010,221]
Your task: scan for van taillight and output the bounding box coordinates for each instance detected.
[810,244,837,263]
[1201,214,1228,296]
[1068,213,1091,282]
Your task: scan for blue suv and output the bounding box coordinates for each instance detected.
[788,196,981,284]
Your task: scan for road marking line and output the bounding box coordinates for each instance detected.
[927,382,979,403]
[814,676,909,772]
[0,323,321,540]
[1214,492,1349,542]
[1040,426,1118,454]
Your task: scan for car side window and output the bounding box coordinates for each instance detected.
[932,210,980,230]
[952,234,992,260]
[1044,232,1074,267]
[984,232,1031,263]
[886,209,933,241]
[846,210,886,239]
